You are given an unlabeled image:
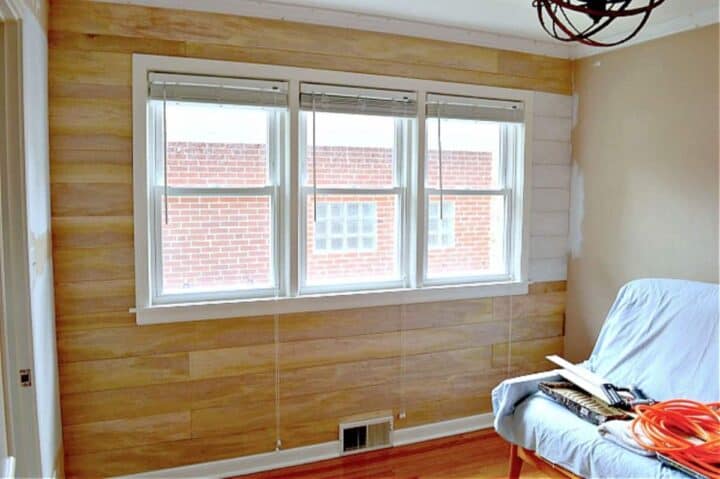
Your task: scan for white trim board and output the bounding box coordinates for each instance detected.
[118,413,495,479]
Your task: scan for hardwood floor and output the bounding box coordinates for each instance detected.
[235,430,548,479]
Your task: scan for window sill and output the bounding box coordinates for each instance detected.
[134,281,528,325]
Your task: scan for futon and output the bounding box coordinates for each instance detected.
[492,278,720,478]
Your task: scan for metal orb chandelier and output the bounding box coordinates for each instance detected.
[533,0,666,47]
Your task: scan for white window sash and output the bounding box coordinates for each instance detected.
[297,114,409,295]
[148,103,285,304]
[421,122,519,286]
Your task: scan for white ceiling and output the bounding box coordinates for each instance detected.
[95,0,719,58]
[275,0,717,42]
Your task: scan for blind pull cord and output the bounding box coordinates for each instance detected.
[274,313,282,451]
[162,85,169,225]
[312,94,318,223]
[437,104,444,221]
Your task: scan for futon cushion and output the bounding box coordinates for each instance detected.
[501,391,687,478]
[587,278,719,402]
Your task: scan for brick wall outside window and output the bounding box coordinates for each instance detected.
[161,142,496,291]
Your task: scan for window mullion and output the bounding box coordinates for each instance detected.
[288,79,301,298]
[415,91,427,289]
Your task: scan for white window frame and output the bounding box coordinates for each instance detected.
[148,103,285,305]
[298,112,408,294]
[423,119,520,285]
[132,54,533,325]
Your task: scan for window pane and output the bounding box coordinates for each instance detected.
[303,112,395,188]
[426,119,501,189]
[165,101,271,188]
[160,195,273,294]
[426,195,506,279]
[428,201,455,250]
[306,195,399,286]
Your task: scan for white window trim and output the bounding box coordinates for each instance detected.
[132,54,534,325]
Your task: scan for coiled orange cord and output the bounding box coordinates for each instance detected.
[631,399,720,478]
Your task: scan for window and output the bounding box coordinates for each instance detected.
[315,202,377,252]
[424,94,523,284]
[146,73,287,303]
[133,57,529,323]
[428,202,455,249]
[299,83,413,291]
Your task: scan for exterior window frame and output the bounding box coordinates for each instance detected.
[132,54,533,325]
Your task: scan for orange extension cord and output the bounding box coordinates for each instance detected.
[631,399,720,478]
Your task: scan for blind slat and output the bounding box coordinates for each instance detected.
[426,93,524,123]
[300,83,417,118]
[149,73,288,108]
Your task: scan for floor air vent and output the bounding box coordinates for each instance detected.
[340,416,393,455]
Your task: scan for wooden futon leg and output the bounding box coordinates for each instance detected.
[509,444,523,479]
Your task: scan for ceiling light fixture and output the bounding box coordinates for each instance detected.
[533,0,666,47]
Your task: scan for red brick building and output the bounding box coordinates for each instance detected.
[161,141,498,292]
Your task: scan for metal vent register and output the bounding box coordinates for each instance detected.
[339,416,393,454]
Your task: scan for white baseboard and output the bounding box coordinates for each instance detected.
[392,412,495,447]
[119,412,495,479]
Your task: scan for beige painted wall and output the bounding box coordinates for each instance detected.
[565,24,720,361]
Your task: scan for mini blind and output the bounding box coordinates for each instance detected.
[426,93,524,123]
[148,73,288,107]
[300,83,417,117]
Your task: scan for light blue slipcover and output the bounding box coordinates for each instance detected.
[493,278,720,478]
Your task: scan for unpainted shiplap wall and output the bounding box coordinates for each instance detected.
[48,1,572,476]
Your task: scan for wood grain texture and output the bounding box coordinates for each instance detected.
[59,353,190,394]
[49,0,569,474]
[63,412,191,454]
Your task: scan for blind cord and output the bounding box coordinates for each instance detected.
[274,313,282,450]
[162,85,169,225]
[312,94,318,223]
[506,296,513,377]
[437,104,444,221]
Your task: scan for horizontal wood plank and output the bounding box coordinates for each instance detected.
[60,353,190,394]
[401,299,494,329]
[54,279,134,317]
[52,216,133,250]
[61,381,194,425]
[280,306,400,342]
[51,182,132,216]
[191,372,275,410]
[280,357,399,398]
[53,246,134,282]
[191,403,274,439]
[57,323,196,362]
[63,412,191,454]
[403,322,509,356]
[279,331,400,370]
[189,343,275,379]
[64,430,275,477]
